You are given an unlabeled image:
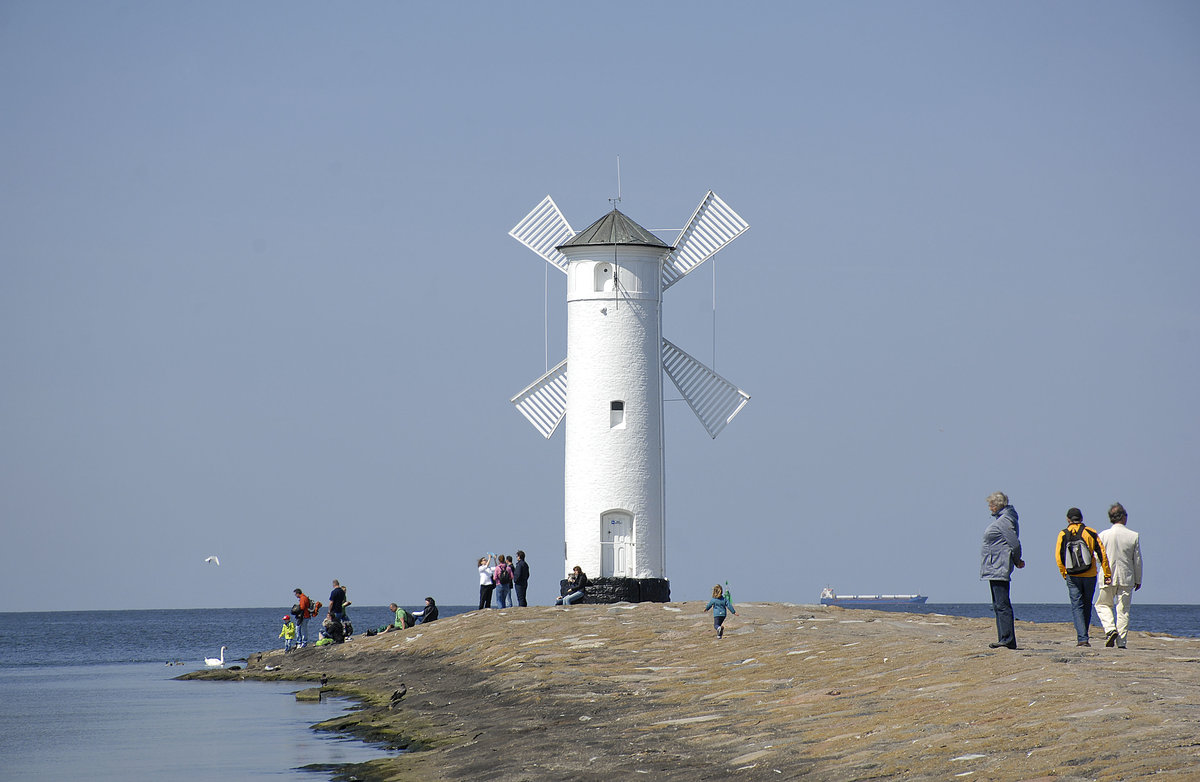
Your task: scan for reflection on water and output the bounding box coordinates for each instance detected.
[0,662,397,780]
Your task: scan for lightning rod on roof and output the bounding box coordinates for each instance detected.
[609,155,622,208]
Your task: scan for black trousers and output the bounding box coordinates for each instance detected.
[478,584,494,610]
[990,579,1016,647]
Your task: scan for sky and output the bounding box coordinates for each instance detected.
[2,2,1198,612]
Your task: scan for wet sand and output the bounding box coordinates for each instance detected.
[190,602,1200,781]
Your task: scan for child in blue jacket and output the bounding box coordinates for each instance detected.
[704,584,736,638]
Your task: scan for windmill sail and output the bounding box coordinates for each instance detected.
[662,340,750,439]
[662,191,749,290]
[509,196,575,274]
[511,359,568,439]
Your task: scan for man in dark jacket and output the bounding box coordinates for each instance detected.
[981,491,1025,649]
[513,550,531,607]
[329,579,348,622]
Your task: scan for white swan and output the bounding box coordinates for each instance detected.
[204,556,220,566]
[204,646,227,667]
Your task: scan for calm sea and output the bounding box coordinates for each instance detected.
[0,605,472,781]
[0,603,1194,779]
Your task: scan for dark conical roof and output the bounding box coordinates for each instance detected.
[557,209,668,250]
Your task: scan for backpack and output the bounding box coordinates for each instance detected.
[497,564,513,585]
[1062,526,1094,575]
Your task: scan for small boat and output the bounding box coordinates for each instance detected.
[820,587,927,606]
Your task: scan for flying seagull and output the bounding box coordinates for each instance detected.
[204,556,220,566]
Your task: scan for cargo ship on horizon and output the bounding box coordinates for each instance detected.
[819,586,928,606]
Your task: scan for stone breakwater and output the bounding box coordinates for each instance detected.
[188,603,1200,781]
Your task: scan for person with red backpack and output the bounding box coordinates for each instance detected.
[494,554,516,608]
[292,588,322,648]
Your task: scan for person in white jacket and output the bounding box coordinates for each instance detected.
[1094,502,1143,648]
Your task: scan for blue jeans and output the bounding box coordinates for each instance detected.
[295,617,308,646]
[495,583,512,608]
[990,580,1016,647]
[557,590,584,606]
[1066,575,1098,643]
[515,583,528,607]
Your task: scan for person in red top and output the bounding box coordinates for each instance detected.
[293,588,313,648]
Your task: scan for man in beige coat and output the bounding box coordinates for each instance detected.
[1094,502,1143,648]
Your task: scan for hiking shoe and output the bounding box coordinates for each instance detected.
[1105,630,1118,647]
[1076,641,1091,647]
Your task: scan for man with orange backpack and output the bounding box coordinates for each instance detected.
[292,588,322,648]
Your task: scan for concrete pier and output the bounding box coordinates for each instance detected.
[195,602,1200,781]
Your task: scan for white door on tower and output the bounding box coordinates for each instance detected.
[601,512,633,577]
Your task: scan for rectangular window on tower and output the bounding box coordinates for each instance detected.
[610,400,625,429]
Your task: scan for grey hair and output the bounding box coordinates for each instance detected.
[986,491,1009,508]
[1108,502,1127,521]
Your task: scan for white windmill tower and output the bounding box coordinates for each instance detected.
[509,191,750,603]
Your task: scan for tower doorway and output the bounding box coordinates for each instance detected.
[600,511,633,577]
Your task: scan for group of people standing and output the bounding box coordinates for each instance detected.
[980,491,1144,650]
[282,580,350,648]
[477,550,530,609]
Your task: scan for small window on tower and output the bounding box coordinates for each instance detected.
[595,264,615,293]
[610,400,625,429]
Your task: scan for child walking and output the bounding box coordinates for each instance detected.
[279,615,297,651]
[704,584,736,638]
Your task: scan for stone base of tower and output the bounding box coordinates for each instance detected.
[560,577,670,604]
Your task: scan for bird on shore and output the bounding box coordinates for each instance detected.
[389,683,407,709]
[204,646,227,667]
[204,556,220,566]
[320,673,328,687]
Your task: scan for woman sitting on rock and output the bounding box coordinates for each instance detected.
[555,565,589,607]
